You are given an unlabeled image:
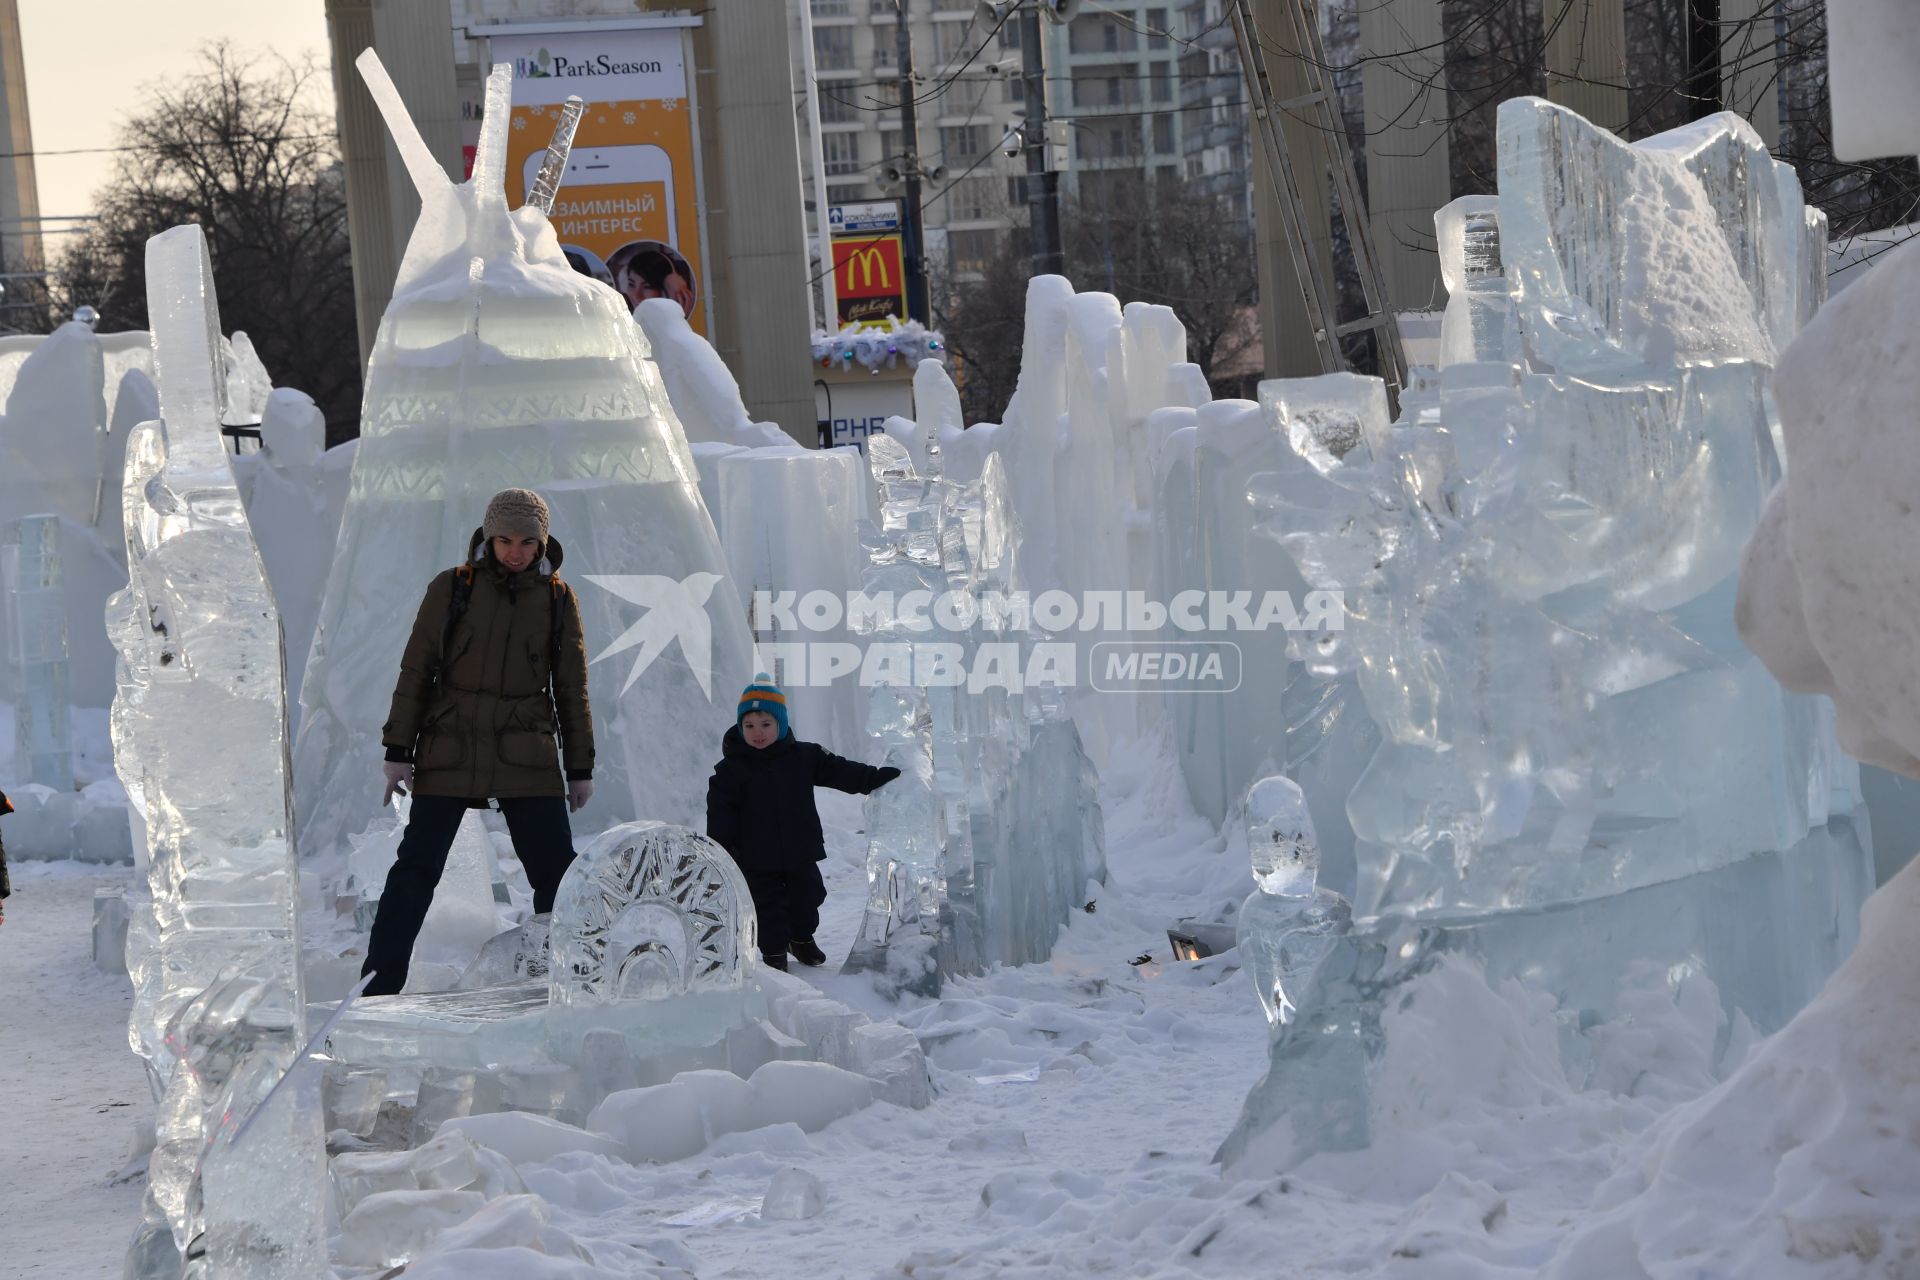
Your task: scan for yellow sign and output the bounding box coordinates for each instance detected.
[492,29,708,335]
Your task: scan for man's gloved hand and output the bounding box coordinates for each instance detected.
[568,779,595,813]
[382,761,413,807]
[876,765,902,787]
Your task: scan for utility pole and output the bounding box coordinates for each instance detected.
[895,0,931,324]
[796,0,838,331]
[1018,2,1064,276]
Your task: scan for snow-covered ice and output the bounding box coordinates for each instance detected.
[7,724,1918,1276]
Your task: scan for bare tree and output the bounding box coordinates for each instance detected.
[55,44,362,442]
[0,248,53,337]
[1061,171,1260,395]
[933,231,1032,427]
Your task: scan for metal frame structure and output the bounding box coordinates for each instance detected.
[1228,0,1407,396]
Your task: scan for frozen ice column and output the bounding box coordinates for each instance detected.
[294,55,753,863]
[8,514,75,788]
[110,224,319,1276]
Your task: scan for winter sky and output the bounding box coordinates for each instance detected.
[17,1,330,229]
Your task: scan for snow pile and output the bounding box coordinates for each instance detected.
[1739,219,1920,776]
[330,1130,691,1274]
[1543,861,1920,1276]
[586,1061,875,1163]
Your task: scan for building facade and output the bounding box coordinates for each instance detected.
[796,1,1219,288]
[799,0,1026,286]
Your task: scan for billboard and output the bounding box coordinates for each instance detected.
[489,26,710,335]
[831,201,907,329]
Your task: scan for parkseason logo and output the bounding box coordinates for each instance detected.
[584,578,1343,698]
[514,48,666,79]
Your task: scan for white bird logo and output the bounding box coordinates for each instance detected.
[582,572,724,698]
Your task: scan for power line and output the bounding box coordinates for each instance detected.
[0,133,332,161]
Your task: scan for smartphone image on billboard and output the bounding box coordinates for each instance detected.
[523,144,679,247]
[525,143,696,319]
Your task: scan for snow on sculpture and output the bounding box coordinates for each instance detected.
[111,224,323,1277]
[1227,98,1872,1170]
[293,55,753,871]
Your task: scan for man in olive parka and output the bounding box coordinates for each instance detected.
[362,488,593,995]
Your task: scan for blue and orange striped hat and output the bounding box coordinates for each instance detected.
[738,673,790,739]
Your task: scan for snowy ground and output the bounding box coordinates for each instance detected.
[0,863,149,1278]
[0,734,1771,1277]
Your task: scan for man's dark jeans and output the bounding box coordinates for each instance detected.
[361,794,576,996]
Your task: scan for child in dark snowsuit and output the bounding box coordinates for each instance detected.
[0,789,11,926]
[705,676,898,971]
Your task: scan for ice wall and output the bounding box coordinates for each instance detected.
[111,224,320,1274]
[842,437,1102,990]
[294,57,754,865]
[1227,99,1870,1170]
[231,389,355,718]
[715,444,865,756]
[976,283,1206,768]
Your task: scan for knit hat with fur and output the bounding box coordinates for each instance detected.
[483,488,550,544]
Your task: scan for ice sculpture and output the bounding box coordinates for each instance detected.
[633,298,790,448]
[1217,776,1376,1171]
[1229,100,1873,1167]
[1150,392,1367,871]
[317,821,779,1117]
[109,224,320,1274]
[844,683,946,987]
[1236,777,1351,1027]
[840,437,1102,989]
[294,55,753,866]
[550,820,757,1006]
[524,95,585,216]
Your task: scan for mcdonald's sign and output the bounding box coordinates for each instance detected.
[832,233,908,329]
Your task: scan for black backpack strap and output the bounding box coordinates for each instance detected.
[435,564,476,686]
[548,576,568,679]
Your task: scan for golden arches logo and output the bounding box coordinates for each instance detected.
[842,246,894,291]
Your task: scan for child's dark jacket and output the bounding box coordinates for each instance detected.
[704,727,893,877]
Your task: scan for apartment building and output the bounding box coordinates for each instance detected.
[801,0,1026,281]
[1046,4,1186,205]
[797,1,1210,283]
[1174,0,1250,220]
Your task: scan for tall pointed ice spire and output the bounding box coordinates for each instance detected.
[294,53,753,868]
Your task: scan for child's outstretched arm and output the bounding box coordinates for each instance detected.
[809,745,902,795]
